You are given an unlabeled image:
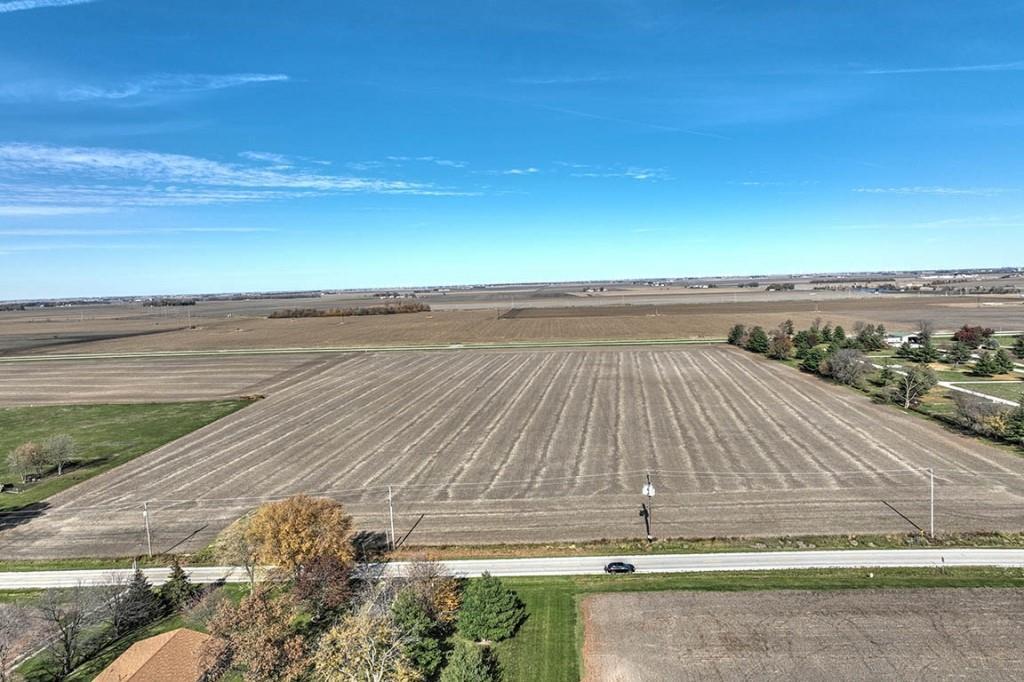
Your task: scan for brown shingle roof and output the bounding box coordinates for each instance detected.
[94,628,218,682]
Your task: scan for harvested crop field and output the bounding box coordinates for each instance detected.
[3,345,1024,558]
[0,354,328,406]
[4,295,1023,356]
[581,588,1024,681]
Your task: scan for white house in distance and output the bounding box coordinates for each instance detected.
[885,333,923,348]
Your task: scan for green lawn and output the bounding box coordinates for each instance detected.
[0,400,250,511]
[949,381,1024,402]
[493,567,1024,682]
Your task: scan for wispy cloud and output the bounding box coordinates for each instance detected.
[0,143,472,211]
[509,74,614,85]
[0,0,97,13]
[386,155,468,168]
[861,61,1024,75]
[0,205,110,216]
[0,227,274,236]
[853,186,1014,197]
[503,167,539,175]
[239,151,291,165]
[567,165,668,181]
[0,73,289,103]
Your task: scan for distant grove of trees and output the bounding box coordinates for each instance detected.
[269,302,431,319]
[728,317,1024,448]
[142,298,197,307]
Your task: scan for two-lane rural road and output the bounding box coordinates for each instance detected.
[3,549,1023,589]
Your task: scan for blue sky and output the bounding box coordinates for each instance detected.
[1,0,1023,298]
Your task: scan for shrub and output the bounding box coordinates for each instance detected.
[952,392,1012,438]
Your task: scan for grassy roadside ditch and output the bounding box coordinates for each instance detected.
[5,531,1024,572]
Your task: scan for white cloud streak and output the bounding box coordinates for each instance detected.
[0,143,473,211]
[0,227,274,236]
[853,186,1014,197]
[0,205,111,215]
[861,61,1024,75]
[0,73,290,103]
[0,0,96,13]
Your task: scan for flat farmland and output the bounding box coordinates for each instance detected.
[0,354,329,406]
[581,588,1024,681]
[3,346,1024,558]
[3,295,1023,357]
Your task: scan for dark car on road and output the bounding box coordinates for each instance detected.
[604,561,636,574]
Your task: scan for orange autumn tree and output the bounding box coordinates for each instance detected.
[246,495,355,576]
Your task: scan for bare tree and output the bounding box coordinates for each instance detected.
[824,348,869,386]
[40,435,76,477]
[37,585,98,679]
[917,320,935,345]
[0,606,25,682]
[213,515,259,588]
[890,366,938,409]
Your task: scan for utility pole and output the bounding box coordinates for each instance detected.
[642,473,656,542]
[928,467,935,539]
[387,486,396,551]
[143,502,153,557]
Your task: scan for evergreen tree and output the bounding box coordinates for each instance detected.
[946,341,973,369]
[800,347,827,374]
[123,567,164,632]
[832,325,846,344]
[456,573,525,643]
[974,351,998,377]
[1006,398,1024,445]
[392,589,444,679]
[1013,335,1024,360]
[993,348,1016,375]
[160,557,199,612]
[744,326,769,354]
[440,641,493,682]
[726,324,746,346]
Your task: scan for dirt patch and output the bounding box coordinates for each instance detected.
[582,588,1024,681]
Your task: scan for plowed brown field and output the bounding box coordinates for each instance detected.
[2,346,1024,558]
[582,589,1024,682]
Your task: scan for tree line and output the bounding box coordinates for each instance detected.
[268,302,431,318]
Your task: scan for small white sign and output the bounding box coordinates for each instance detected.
[642,483,655,497]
